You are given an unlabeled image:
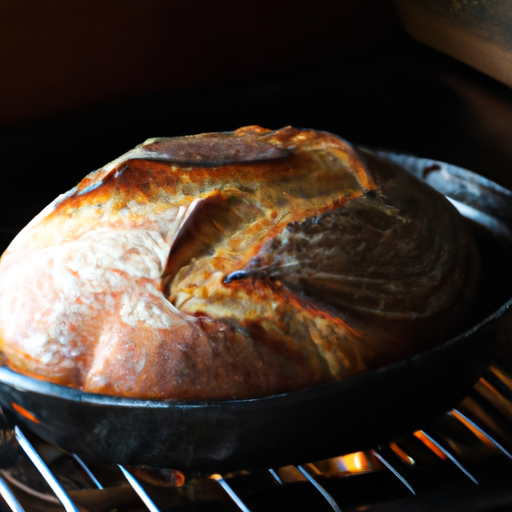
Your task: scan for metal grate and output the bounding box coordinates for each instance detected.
[1,363,512,512]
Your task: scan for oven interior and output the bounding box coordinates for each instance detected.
[1,24,512,512]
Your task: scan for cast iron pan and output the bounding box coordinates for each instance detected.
[0,152,511,477]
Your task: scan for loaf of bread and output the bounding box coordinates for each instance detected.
[0,126,479,400]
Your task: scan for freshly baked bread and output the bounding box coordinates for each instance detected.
[0,126,479,400]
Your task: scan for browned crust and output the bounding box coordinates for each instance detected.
[0,126,479,399]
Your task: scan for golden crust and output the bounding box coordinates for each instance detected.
[0,127,479,399]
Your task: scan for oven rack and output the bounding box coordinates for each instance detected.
[0,364,512,512]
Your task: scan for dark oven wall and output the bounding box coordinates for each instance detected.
[2,5,512,512]
[1,1,512,243]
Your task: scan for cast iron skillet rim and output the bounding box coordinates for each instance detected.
[0,293,509,410]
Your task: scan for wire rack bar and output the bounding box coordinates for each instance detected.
[373,450,415,495]
[0,473,24,512]
[268,468,283,484]
[72,453,104,489]
[210,474,252,512]
[14,426,80,512]
[297,465,342,512]
[118,465,161,512]
[418,430,478,485]
[450,408,512,460]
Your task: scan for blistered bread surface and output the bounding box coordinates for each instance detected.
[0,126,479,399]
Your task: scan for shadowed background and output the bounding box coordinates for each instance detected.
[1,0,512,236]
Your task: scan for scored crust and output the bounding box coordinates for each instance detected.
[0,126,479,400]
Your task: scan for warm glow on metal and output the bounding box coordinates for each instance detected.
[450,410,496,450]
[489,366,512,393]
[414,431,447,459]
[479,378,501,396]
[11,402,39,424]
[389,442,415,466]
[334,451,375,473]
[475,378,512,421]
